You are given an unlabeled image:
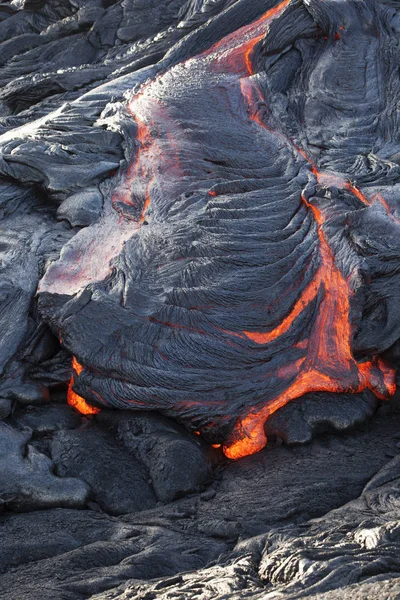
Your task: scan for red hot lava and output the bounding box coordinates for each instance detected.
[62,0,395,459]
[68,357,100,416]
[200,0,396,459]
[224,194,396,459]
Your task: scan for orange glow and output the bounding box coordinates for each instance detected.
[240,79,372,212]
[276,357,305,379]
[295,339,308,350]
[372,192,400,225]
[345,183,369,205]
[240,78,271,129]
[224,356,396,459]
[67,357,100,416]
[275,137,372,208]
[243,276,320,344]
[223,191,396,459]
[72,356,83,376]
[375,192,391,214]
[112,117,154,218]
[225,53,396,458]
[243,37,264,76]
[59,0,395,454]
[203,0,291,74]
[139,190,151,223]
[193,0,396,456]
[242,0,291,74]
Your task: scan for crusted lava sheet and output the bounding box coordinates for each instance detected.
[2,1,400,600]
[33,0,400,458]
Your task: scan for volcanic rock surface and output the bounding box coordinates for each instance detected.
[1,0,400,598]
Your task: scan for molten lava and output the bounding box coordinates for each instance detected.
[54,0,396,456]
[67,357,100,416]
[64,109,156,413]
[204,0,291,74]
[111,115,154,222]
[223,194,396,459]
[201,0,396,459]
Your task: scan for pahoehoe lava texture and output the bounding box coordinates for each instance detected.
[2,0,400,598]
[36,0,400,458]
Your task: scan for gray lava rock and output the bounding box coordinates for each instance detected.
[83,432,400,599]
[51,424,157,515]
[97,411,211,503]
[12,402,82,434]
[57,187,104,227]
[0,398,12,419]
[1,0,400,599]
[266,391,378,445]
[0,422,90,511]
[1,406,400,599]
[148,435,211,503]
[0,512,227,600]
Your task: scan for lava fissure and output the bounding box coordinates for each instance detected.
[68,357,100,416]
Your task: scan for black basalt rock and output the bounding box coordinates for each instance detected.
[0,1,400,599]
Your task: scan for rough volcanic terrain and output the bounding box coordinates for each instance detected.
[1,0,400,598]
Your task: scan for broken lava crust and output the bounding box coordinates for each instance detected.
[1,0,400,599]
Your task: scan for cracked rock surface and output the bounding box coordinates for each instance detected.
[1,0,400,599]
[1,396,400,599]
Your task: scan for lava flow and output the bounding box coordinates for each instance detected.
[203,0,291,73]
[111,115,154,222]
[68,357,100,416]
[201,0,397,459]
[57,0,396,455]
[223,194,396,459]
[65,101,158,415]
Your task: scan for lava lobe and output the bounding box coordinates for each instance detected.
[41,0,400,458]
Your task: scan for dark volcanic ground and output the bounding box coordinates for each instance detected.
[1,0,400,598]
[2,395,400,599]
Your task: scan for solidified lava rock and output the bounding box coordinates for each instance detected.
[1,1,400,598]
[0,421,90,511]
[0,0,397,460]
[35,0,400,459]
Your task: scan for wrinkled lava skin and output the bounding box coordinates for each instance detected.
[40,0,400,458]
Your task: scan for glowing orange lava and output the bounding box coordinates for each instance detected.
[67,357,100,416]
[64,0,396,454]
[63,108,154,407]
[112,116,153,222]
[223,193,396,459]
[204,0,398,459]
[204,0,291,75]
[372,192,400,225]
